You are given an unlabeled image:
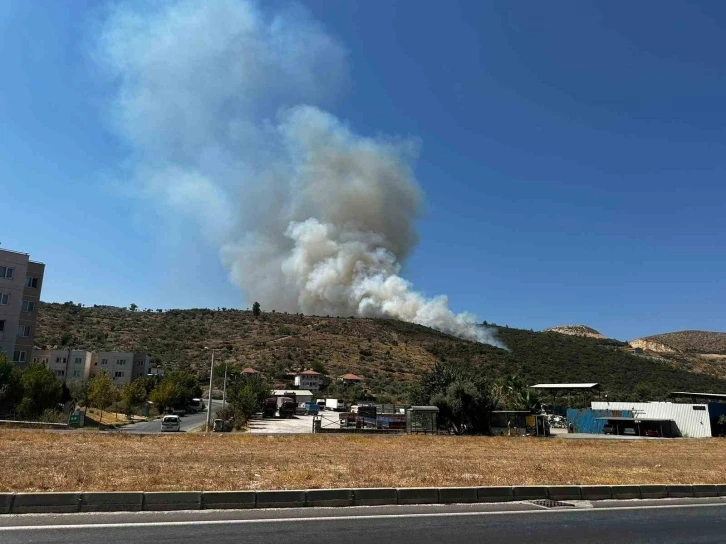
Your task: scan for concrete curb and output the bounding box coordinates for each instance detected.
[2,485,725,514]
[143,491,202,511]
[202,491,256,510]
[81,492,144,512]
[12,492,81,514]
[352,487,398,506]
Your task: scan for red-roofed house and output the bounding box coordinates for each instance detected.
[339,373,364,386]
[242,367,260,375]
[294,369,323,391]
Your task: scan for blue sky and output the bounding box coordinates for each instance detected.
[1,1,724,340]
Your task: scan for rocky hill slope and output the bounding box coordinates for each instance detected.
[542,325,606,339]
[34,302,726,401]
[632,331,726,354]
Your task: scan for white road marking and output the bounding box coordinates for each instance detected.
[1,502,724,532]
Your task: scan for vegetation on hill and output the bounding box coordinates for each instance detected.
[34,302,726,402]
[637,331,726,354]
[542,325,605,339]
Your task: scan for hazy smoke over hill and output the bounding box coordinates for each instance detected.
[96,0,502,346]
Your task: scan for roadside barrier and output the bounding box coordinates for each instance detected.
[1,484,724,514]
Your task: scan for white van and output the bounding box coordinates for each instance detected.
[161,415,181,432]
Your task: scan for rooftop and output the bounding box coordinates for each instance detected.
[242,367,260,374]
[298,370,321,376]
[669,392,726,401]
[340,373,364,380]
[272,389,313,396]
[595,417,675,422]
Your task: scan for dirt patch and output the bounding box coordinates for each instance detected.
[1,430,725,492]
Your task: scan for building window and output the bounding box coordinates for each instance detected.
[74,357,82,365]
[55,357,67,364]
[13,351,26,363]
[72,370,81,377]
[0,320,4,332]
[101,359,108,365]
[21,300,35,312]
[0,293,8,305]
[56,370,65,377]
[25,276,39,288]
[0,266,13,279]
[117,359,127,365]
[114,371,124,378]
[17,325,31,337]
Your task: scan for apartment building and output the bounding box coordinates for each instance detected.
[0,247,44,368]
[90,351,151,387]
[32,349,93,381]
[33,349,150,387]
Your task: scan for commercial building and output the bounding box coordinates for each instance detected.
[0,247,44,368]
[293,370,323,391]
[33,349,150,387]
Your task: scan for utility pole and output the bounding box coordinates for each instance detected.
[205,348,215,432]
[222,360,228,409]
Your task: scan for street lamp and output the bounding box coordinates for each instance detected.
[204,347,216,432]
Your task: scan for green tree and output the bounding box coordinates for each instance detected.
[18,364,62,419]
[120,379,148,415]
[252,301,261,317]
[311,361,328,375]
[411,361,496,434]
[226,374,270,428]
[129,303,138,312]
[67,379,90,415]
[89,373,119,423]
[149,379,183,413]
[0,354,24,415]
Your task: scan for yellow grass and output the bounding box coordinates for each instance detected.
[0,430,724,492]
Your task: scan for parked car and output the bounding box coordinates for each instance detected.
[160,415,181,432]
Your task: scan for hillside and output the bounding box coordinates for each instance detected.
[34,302,726,401]
[542,325,606,339]
[633,331,726,355]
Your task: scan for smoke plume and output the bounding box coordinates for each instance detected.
[96,0,502,347]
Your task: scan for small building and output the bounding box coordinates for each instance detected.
[339,373,364,386]
[148,367,165,377]
[294,370,323,391]
[406,406,439,434]
[273,389,313,404]
[242,367,260,375]
[490,411,550,437]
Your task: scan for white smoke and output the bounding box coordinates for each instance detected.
[95,0,502,347]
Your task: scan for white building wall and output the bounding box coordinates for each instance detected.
[591,401,712,438]
[294,375,322,391]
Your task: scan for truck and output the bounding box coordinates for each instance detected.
[325,398,346,412]
[278,397,296,418]
[262,397,277,418]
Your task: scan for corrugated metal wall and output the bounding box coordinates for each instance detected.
[591,402,712,438]
[567,408,634,434]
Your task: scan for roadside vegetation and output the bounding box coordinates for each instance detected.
[1,430,725,492]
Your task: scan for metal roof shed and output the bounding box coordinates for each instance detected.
[530,383,601,409]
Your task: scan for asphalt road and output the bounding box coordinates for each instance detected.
[118,400,223,434]
[2,500,725,543]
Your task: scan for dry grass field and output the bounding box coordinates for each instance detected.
[1,430,724,492]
